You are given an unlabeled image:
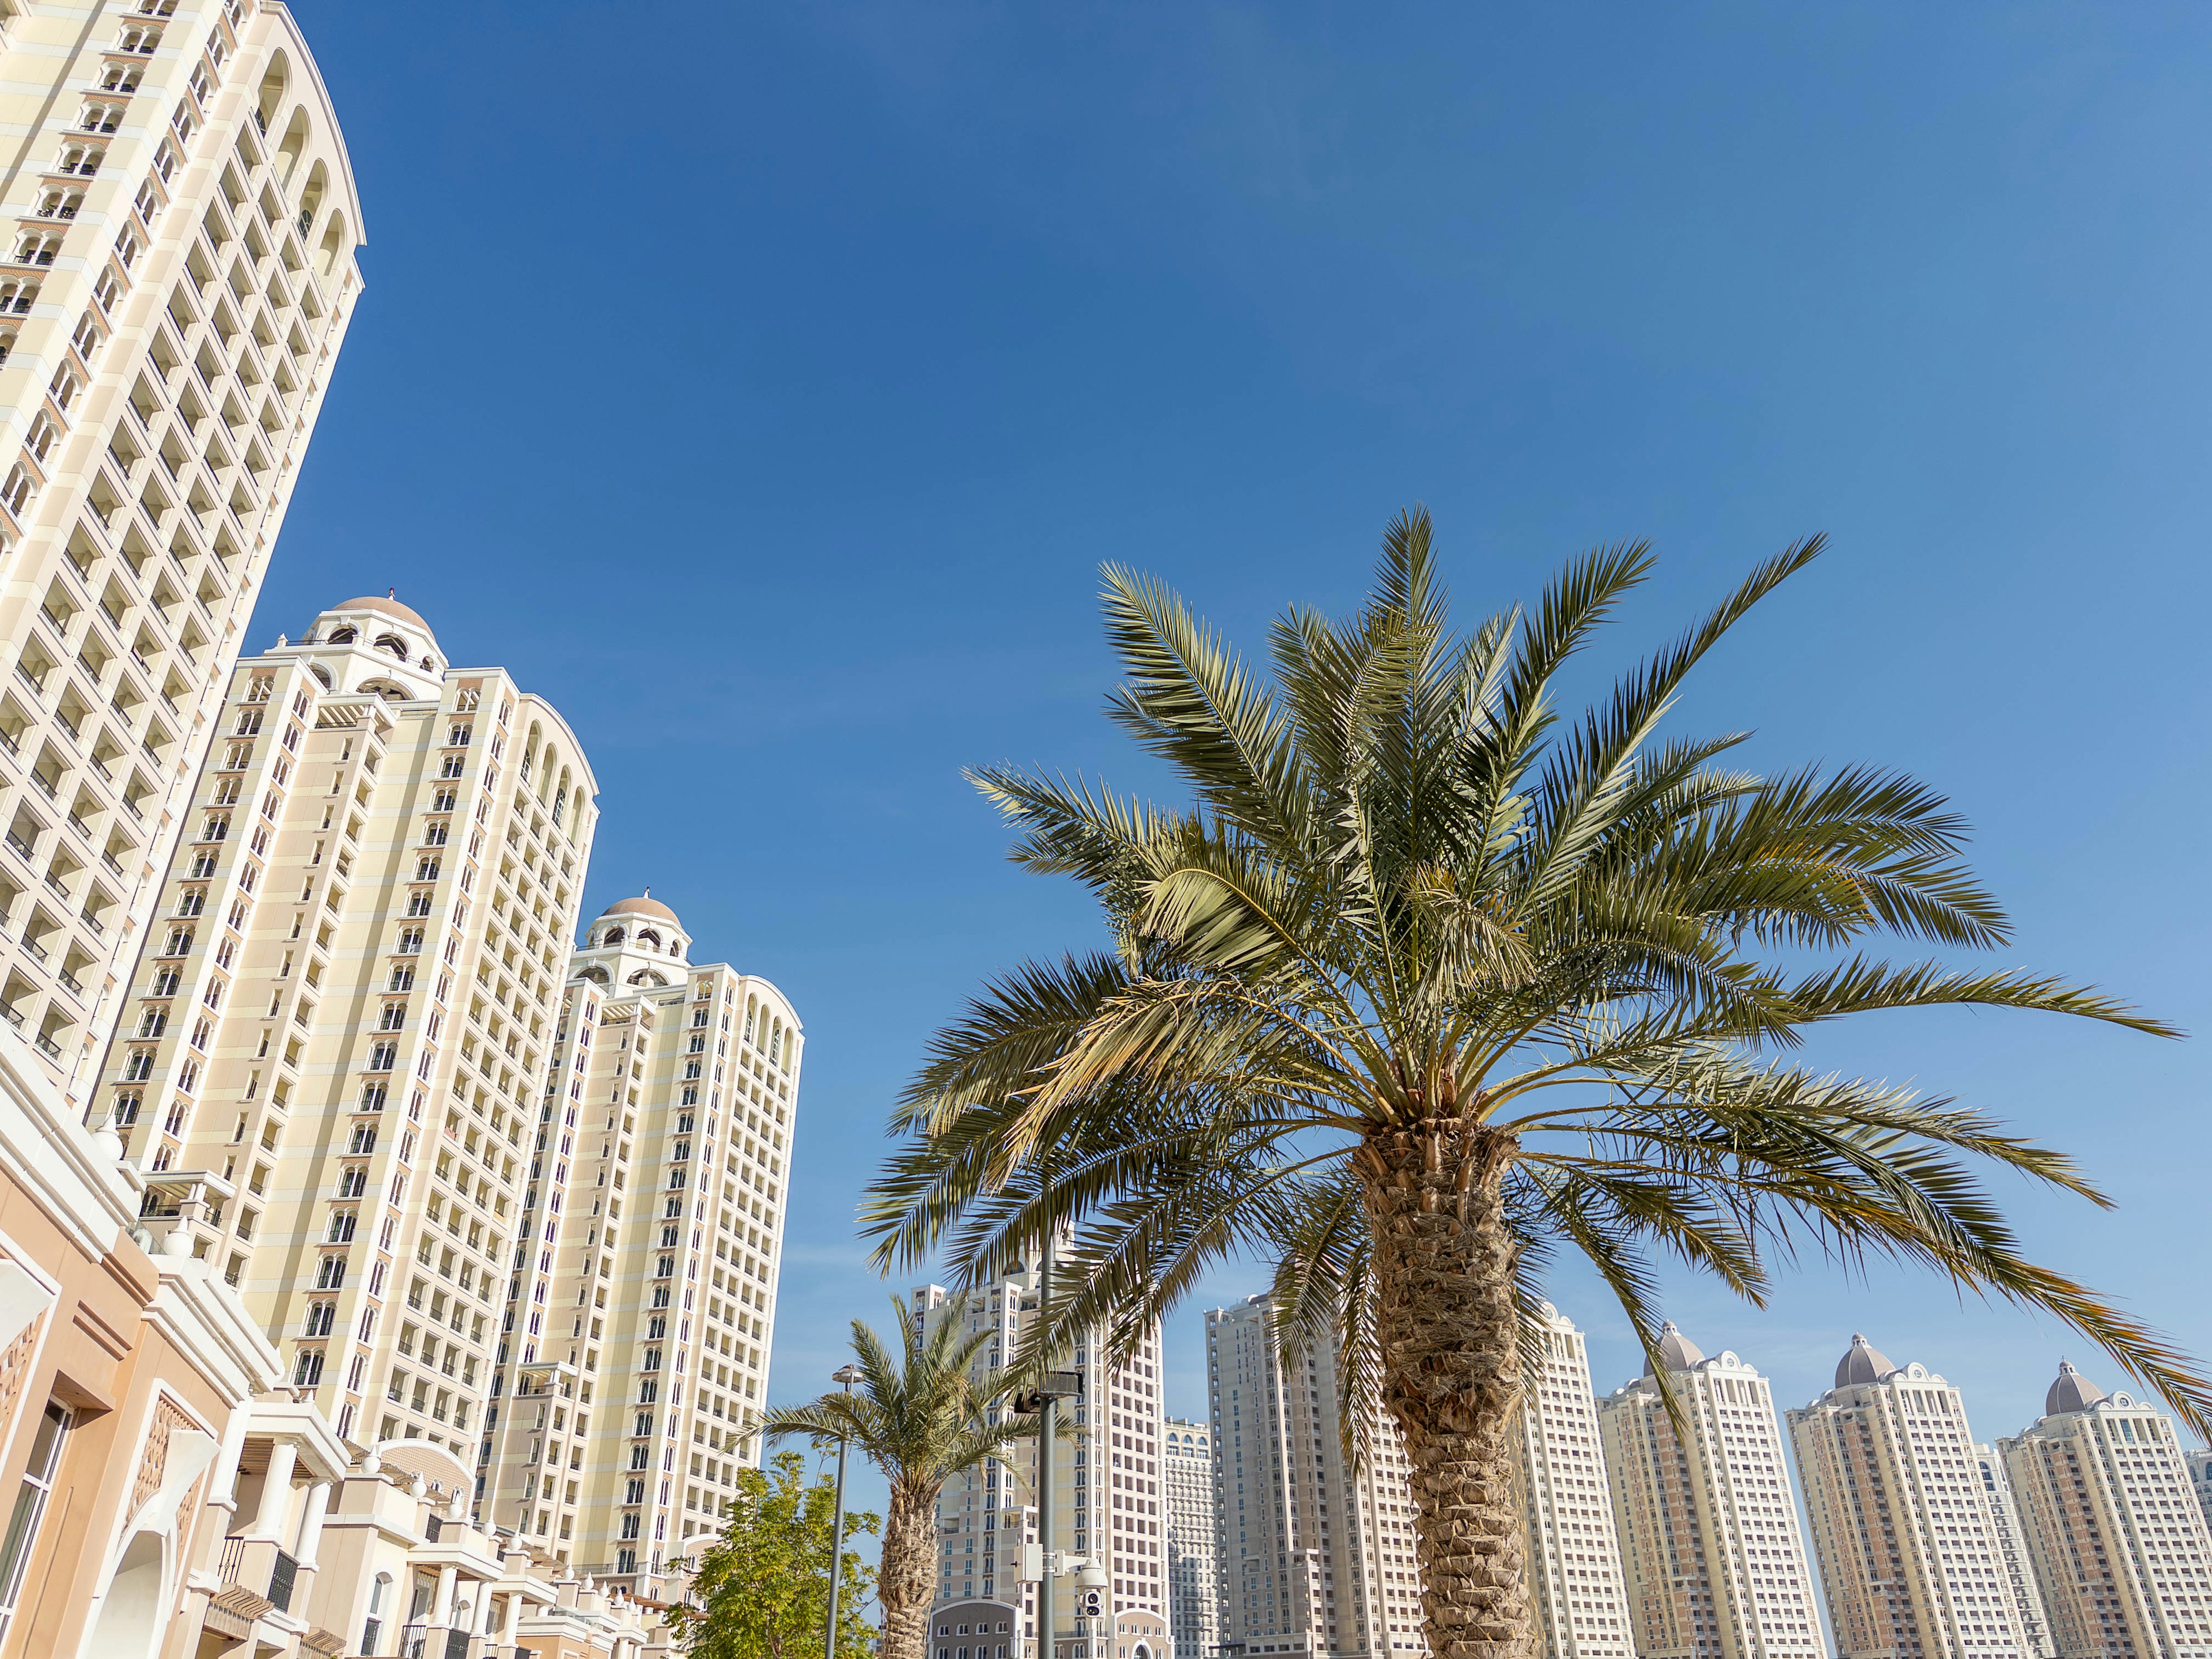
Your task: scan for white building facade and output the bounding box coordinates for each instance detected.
[917,1269,1171,1659]
[486,896,798,1584]
[1597,1324,1823,1659]
[1510,1304,1634,1659]
[90,596,595,1466]
[1787,1334,2041,1659]
[1206,1294,1426,1659]
[1165,1415,1221,1659]
[1999,1362,2212,1658]
[0,0,361,1100]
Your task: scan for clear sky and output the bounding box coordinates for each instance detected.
[276,2,2212,1546]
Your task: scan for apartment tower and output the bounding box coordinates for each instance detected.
[1999,1361,2212,1657]
[916,1270,1171,1659]
[1597,1324,1823,1659]
[484,900,798,1578]
[1206,1293,1424,1659]
[1972,1443,2056,1659]
[91,599,593,1472]
[1787,1334,2039,1659]
[0,1,361,1099]
[1510,1304,1634,1659]
[1164,1416,1221,1659]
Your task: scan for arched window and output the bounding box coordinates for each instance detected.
[374,633,406,658]
[603,928,624,948]
[668,939,682,957]
[297,160,327,234]
[628,969,667,987]
[636,930,660,950]
[309,665,332,689]
[326,626,356,644]
[278,108,309,185]
[317,210,346,277]
[579,965,609,985]
[255,51,290,135]
[769,1022,782,1065]
[744,1000,757,1043]
[553,767,571,825]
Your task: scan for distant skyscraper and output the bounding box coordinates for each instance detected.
[2190,1447,2212,1534]
[1973,1442,2055,1659]
[1599,1323,1823,1659]
[1164,1415,1221,1659]
[1509,1304,1633,1659]
[1206,1294,1422,1659]
[2001,1362,2212,1658]
[1787,1334,2037,1659]
[0,0,361,1102]
[916,1270,1171,1659]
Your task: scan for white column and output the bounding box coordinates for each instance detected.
[205,1404,254,1511]
[432,1565,459,1626]
[249,1440,298,1539]
[294,1479,332,1567]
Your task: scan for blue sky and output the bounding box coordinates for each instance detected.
[275,2,2212,1540]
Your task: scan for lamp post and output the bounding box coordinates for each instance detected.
[824,1362,865,1659]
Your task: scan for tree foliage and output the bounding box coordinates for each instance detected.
[671,1450,878,1659]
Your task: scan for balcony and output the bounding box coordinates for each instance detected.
[32,1031,60,1059]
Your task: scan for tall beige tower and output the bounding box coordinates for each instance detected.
[1510,1304,1634,1659]
[1206,1293,1422,1659]
[2000,1362,2212,1658]
[1597,1324,1822,1659]
[0,1,361,1100]
[92,598,594,1467]
[1787,1334,2039,1659]
[916,1271,1170,1659]
[484,900,798,1577]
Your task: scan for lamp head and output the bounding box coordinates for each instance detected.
[832,1363,865,1388]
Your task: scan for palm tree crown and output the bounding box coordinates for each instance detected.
[861,512,2202,1659]
[762,1296,1046,1659]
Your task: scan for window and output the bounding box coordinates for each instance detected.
[293,1349,324,1385]
[0,1402,68,1641]
[315,1255,346,1290]
[448,725,472,747]
[378,1003,406,1032]
[397,928,423,954]
[368,1041,397,1071]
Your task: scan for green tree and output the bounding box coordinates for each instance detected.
[671,1450,877,1659]
[761,1297,1057,1659]
[863,512,2209,1659]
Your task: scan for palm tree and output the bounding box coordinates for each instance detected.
[761,1297,1047,1659]
[862,510,2207,1659]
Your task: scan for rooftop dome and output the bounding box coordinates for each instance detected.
[1836,1332,1899,1388]
[331,594,429,630]
[1654,1321,1706,1372]
[600,895,678,924]
[2046,1360,2108,1417]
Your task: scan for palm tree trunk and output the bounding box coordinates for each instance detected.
[1355,1120,1530,1659]
[878,1482,941,1659]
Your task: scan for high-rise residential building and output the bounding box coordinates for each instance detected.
[1598,1323,1823,1659]
[2189,1448,2212,1534]
[486,897,800,1580]
[1510,1304,1634,1659]
[916,1269,1171,1659]
[1165,1415,1221,1659]
[0,0,361,1100]
[1206,1293,1424,1659]
[1787,1333,2038,1659]
[2000,1361,2212,1657]
[1973,1442,2055,1659]
[89,597,592,1474]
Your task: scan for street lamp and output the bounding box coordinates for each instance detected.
[824,1362,865,1659]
